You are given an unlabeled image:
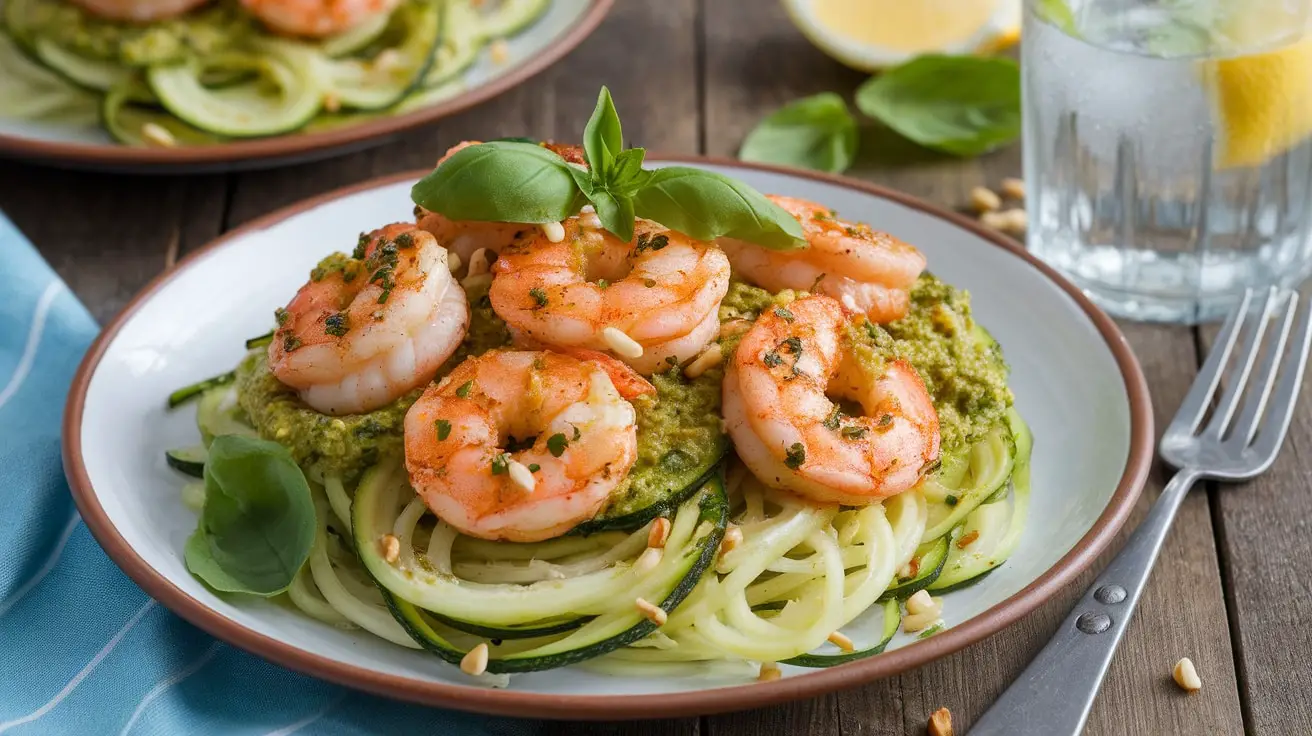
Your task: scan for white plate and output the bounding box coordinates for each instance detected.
[0,0,611,172]
[65,159,1153,718]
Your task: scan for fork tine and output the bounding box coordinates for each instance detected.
[1251,296,1312,466]
[1166,289,1253,438]
[1202,287,1280,440]
[1227,292,1298,447]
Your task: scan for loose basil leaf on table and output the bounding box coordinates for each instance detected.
[411,141,583,223]
[184,434,316,597]
[740,92,858,173]
[630,166,807,250]
[856,54,1021,157]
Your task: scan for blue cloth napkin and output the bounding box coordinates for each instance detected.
[0,212,540,736]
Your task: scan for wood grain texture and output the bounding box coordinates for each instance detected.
[0,160,225,322]
[1200,312,1312,735]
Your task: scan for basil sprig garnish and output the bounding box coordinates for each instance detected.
[411,87,805,250]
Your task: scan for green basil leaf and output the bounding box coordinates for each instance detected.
[855,55,1021,157]
[411,141,584,223]
[583,86,623,178]
[184,434,315,596]
[488,136,537,143]
[740,92,858,173]
[608,147,649,194]
[630,166,806,250]
[590,189,636,243]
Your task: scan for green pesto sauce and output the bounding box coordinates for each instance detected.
[234,276,510,480]
[29,0,251,65]
[597,366,726,522]
[720,277,1012,454]
[875,273,1013,452]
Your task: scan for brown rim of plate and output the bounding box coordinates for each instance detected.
[62,158,1154,720]
[0,0,613,170]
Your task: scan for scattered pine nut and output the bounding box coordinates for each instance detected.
[1173,657,1202,692]
[718,319,751,339]
[998,208,1028,236]
[140,122,177,148]
[902,610,940,633]
[323,92,341,113]
[507,459,536,494]
[827,631,855,652]
[489,38,510,65]
[684,344,723,379]
[928,707,954,736]
[460,642,489,676]
[634,546,663,572]
[720,525,743,557]
[580,204,596,214]
[1000,177,1026,201]
[541,221,566,243]
[602,326,644,359]
[648,517,672,548]
[635,597,667,626]
[969,186,1001,213]
[906,589,936,616]
[446,252,462,273]
[757,662,782,682]
[579,212,602,230]
[380,534,400,564]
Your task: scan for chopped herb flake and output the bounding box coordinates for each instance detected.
[841,426,868,440]
[572,425,581,440]
[274,307,290,326]
[491,453,510,475]
[324,312,350,337]
[823,408,843,430]
[763,351,783,368]
[547,433,569,457]
[282,334,302,352]
[784,443,806,469]
[528,463,541,472]
[436,419,452,441]
[353,232,369,259]
[774,307,795,322]
[643,278,657,288]
[530,287,549,308]
[394,232,415,249]
[945,494,958,506]
[596,279,611,289]
[455,381,473,398]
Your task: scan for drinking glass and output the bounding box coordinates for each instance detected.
[1022,0,1312,323]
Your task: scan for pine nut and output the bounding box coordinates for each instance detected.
[979,211,1010,231]
[757,662,782,682]
[1000,177,1026,200]
[507,460,536,494]
[718,319,751,338]
[647,517,672,548]
[928,707,953,736]
[969,186,1001,213]
[489,38,509,65]
[141,122,177,148]
[467,248,492,277]
[602,326,644,359]
[579,213,602,230]
[1173,657,1202,692]
[380,534,400,564]
[323,92,341,113]
[684,344,723,379]
[902,610,940,633]
[634,546,662,572]
[460,642,489,676]
[541,221,566,243]
[720,525,743,557]
[635,597,667,626]
[998,208,1028,236]
[906,589,936,616]
[827,631,855,652]
[446,252,462,273]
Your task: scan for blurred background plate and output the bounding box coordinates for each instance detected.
[0,0,612,173]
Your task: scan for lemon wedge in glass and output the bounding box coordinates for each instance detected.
[1207,9,1312,169]
[783,0,1022,71]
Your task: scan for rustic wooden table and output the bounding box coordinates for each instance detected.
[3,1,1307,733]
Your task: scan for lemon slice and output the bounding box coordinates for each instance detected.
[783,0,1021,72]
[1209,18,1312,169]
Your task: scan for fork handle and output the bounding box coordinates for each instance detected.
[970,468,1202,735]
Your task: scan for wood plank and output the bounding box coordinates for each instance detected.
[225,0,701,227]
[1200,307,1312,735]
[0,160,226,323]
[698,2,1244,733]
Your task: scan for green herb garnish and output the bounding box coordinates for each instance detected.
[436,419,452,441]
[740,92,858,174]
[547,433,569,457]
[784,442,806,469]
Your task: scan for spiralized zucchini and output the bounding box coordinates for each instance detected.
[1,0,551,145]
[172,379,1031,682]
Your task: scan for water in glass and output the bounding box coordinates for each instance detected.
[1023,0,1312,322]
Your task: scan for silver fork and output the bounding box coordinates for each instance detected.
[971,288,1312,735]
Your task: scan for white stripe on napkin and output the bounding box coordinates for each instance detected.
[0,600,155,734]
[0,281,64,411]
[260,693,346,736]
[0,513,81,619]
[117,642,222,736]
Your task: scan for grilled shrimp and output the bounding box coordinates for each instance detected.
[240,0,398,37]
[718,196,926,323]
[68,0,210,21]
[404,349,654,542]
[268,223,468,415]
[489,218,731,374]
[722,294,940,506]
